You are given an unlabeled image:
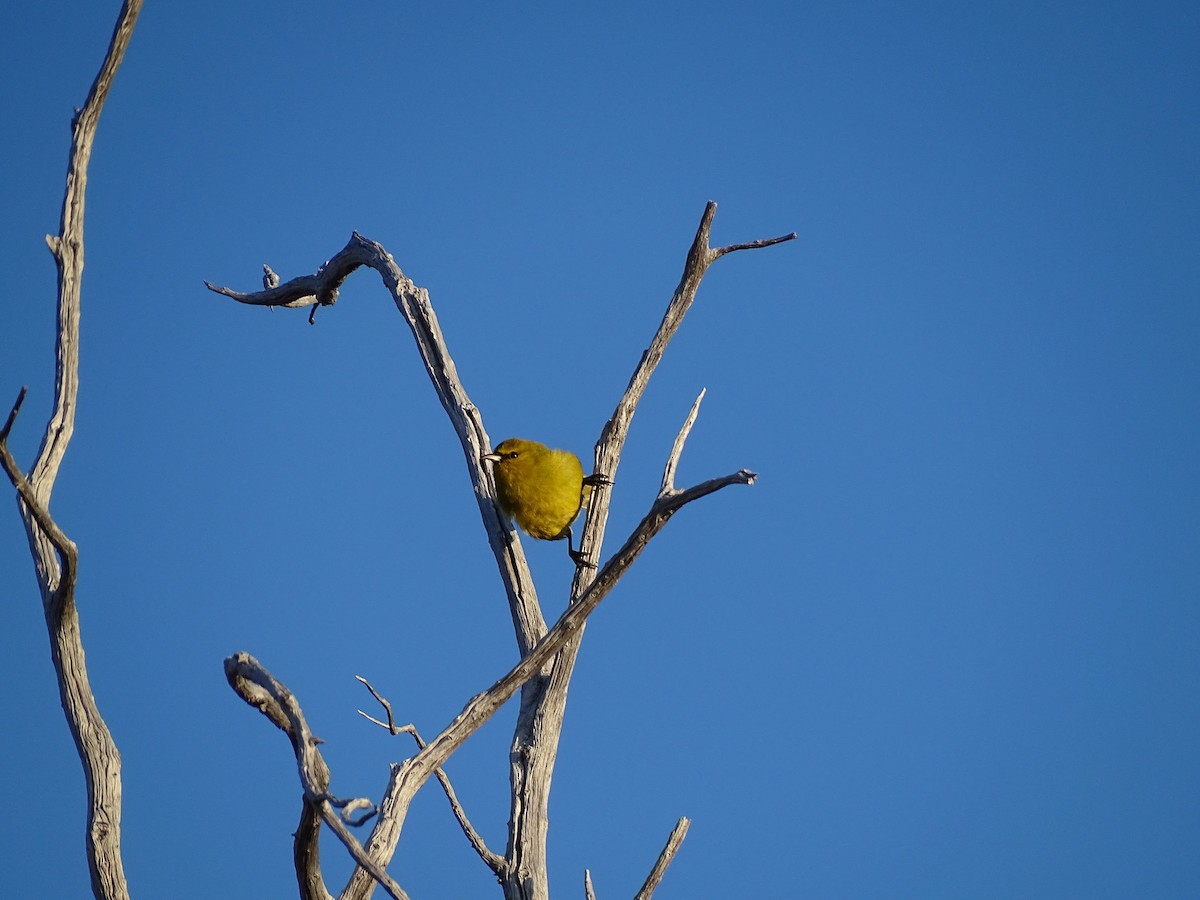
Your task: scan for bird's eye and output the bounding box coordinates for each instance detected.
[505,451,519,460]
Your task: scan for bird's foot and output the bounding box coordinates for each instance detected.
[569,548,597,568]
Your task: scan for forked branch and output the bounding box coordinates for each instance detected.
[350,450,753,866]
[661,388,707,496]
[574,201,795,570]
[4,4,144,899]
[225,654,408,900]
[506,203,789,898]
[356,676,504,874]
[208,232,548,655]
[209,205,792,899]
[1,388,79,587]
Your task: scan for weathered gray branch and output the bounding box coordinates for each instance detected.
[3,4,143,898]
[225,654,408,900]
[356,676,504,875]
[217,453,749,898]
[208,233,549,653]
[294,798,335,900]
[634,818,691,900]
[209,205,793,899]
[505,203,793,899]
[223,653,334,900]
[332,459,755,898]
[661,388,706,496]
[578,202,795,569]
[1,389,79,582]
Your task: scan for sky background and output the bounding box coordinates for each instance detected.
[2,2,1198,897]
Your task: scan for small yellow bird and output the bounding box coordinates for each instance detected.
[483,437,598,563]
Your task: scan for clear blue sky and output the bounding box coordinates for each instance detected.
[2,2,1198,897]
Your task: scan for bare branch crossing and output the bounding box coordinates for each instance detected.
[206,204,793,898]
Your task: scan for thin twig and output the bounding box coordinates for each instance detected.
[713,232,797,258]
[333,796,379,828]
[1,386,27,442]
[356,674,398,733]
[660,388,706,496]
[570,201,789,578]
[226,654,409,900]
[634,817,691,900]
[356,676,503,874]
[0,431,78,581]
[357,710,393,731]
[585,868,597,900]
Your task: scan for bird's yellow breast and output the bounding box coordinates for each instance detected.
[490,438,588,540]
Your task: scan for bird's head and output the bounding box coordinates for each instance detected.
[482,437,548,471]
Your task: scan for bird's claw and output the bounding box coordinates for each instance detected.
[569,549,597,569]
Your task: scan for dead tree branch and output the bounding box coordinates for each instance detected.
[336,456,754,897]
[357,676,504,875]
[208,204,793,898]
[578,202,795,569]
[217,452,749,897]
[506,203,793,899]
[634,818,691,900]
[1,389,79,582]
[661,389,706,496]
[3,3,143,898]
[207,233,548,654]
[225,653,408,900]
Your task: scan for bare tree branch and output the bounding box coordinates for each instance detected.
[584,869,597,900]
[207,233,549,654]
[355,676,399,733]
[1,386,28,441]
[357,676,504,875]
[210,233,549,898]
[713,232,797,257]
[500,203,792,899]
[225,655,334,900]
[3,4,144,898]
[576,202,795,569]
[634,818,691,900]
[1,389,79,582]
[661,388,706,496]
[225,654,409,900]
[210,205,792,900]
[345,459,753,870]
[294,800,335,900]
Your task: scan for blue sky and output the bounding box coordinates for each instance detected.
[2,2,1198,897]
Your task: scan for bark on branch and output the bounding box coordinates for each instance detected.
[635,818,691,900]
[335,456,751,895]
[512,203,792,898]
[208,232,549,654]
[356,676,505,875]
[3,3,143,898]
[208,204,794,898]
[226,653,409,900]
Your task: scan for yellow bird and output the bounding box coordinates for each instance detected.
[483,437,598,563]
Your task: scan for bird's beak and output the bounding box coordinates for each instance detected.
[481,452,501,464]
